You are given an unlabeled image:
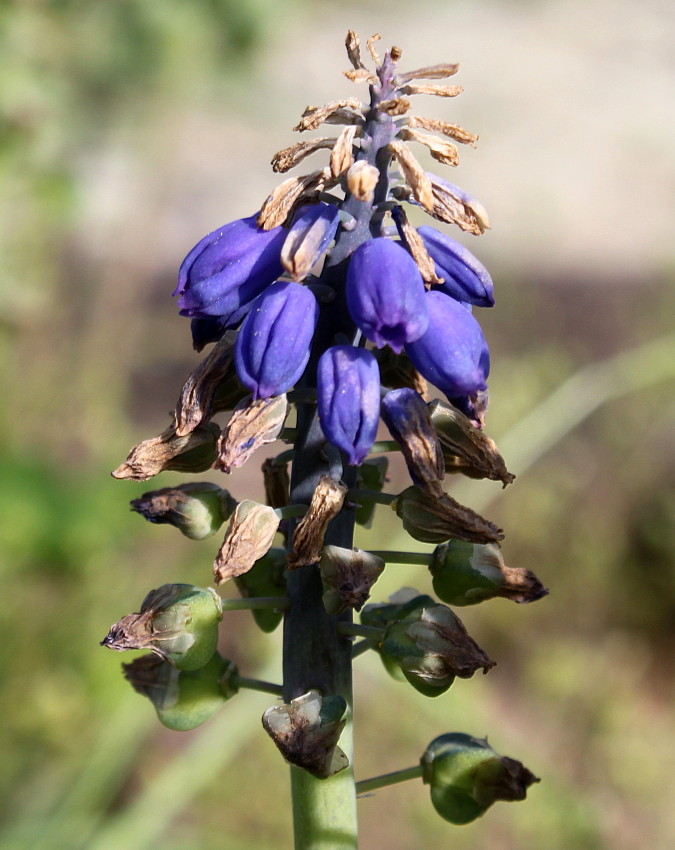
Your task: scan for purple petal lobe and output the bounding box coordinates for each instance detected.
[346,238,429,354]
[418,226,495,307]
[235,281,319,400]
[175,215,286,323]
[317,346,381,466]
[405,290,490,398]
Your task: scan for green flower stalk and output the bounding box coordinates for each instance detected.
[105,28,542,848]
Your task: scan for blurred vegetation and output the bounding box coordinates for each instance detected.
[0,2,674,849]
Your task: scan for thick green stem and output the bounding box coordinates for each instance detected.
[367,550,433,566]
[220,597,289,612]
[355,765,424,796]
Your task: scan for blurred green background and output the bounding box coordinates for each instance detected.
[1,0,673,848]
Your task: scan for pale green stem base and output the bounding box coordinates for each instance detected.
[290,754,358,850]
[355,765,423,795]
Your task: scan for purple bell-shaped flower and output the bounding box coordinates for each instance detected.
[405,290,490,399]
[418,226,494,308]
[346,238,428,354]
[235,281,318,400]
[317,346,381,465]
[176,215,286,324]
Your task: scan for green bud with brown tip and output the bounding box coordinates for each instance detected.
[123,652,238,731]
[430,541,548,606]
[381,603,494,697]
[101,583,222,670]
[421,733,539,824]
[130,482,237,540]
[394,484,503,545]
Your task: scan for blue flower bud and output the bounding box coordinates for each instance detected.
[346,238,429,354]
[175,215,286,322]
[281,203,340,281]
[405,290,490,398]
[235,281,318,399]
[317,346,380,466]
[418,226,494,307]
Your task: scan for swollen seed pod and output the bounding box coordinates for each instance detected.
[123,652,239,731]
[421,733,539,824]
[102,584,223,671]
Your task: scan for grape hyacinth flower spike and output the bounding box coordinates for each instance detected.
[108,29,541,848]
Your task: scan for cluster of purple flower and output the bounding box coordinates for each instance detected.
[174,37,495,472]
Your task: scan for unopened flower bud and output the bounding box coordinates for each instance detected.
[130,482,236,540]
[102,584,222,671]
[262,689,349,779]
[215,394,288,473]
[112,421,220,482]
[214,500,280,583]
[354,456,388,527]
[418,225,494,307]
[317,345,381,466]
[405,290,490,399]
[175,214,286,322]
[235,281,319,399]
[234,548,287,633]
[281,202,340,281]
[430,541,548,605]
[380,603,494,697]
[428,399,514,485]
[320,545,385,614]
[394,484,504,545]
[346,238,428,353]
[421,733,539,824]
[123,652,239,731]
[381,388,444,491]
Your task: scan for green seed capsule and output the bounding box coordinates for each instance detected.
[102,583,222,671]
[123,652,239,731]
[430,541,548,606]
[421,733,539,824]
